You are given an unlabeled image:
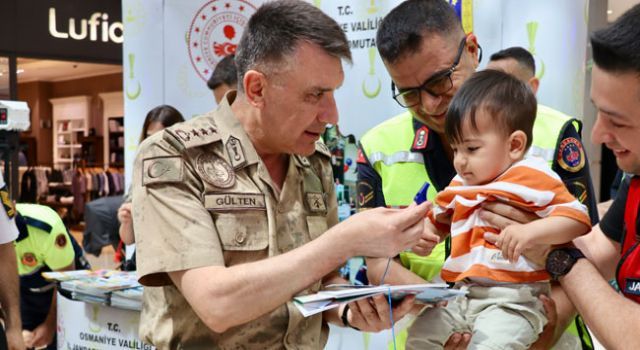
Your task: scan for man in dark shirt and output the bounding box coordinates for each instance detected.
[488,4,640,349]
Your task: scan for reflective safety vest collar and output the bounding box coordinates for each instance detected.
[617,177,640,303]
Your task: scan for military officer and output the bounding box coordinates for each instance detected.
[0,175,24,350]
[131,1,428,348]
[14,203,89,350]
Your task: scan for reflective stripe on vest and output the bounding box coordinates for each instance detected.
[617,177,640,303]
[368,151,424,167]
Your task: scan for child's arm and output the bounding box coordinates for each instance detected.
[496,216,590,263]
[412,210,450,256]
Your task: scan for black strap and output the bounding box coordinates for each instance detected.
[23,215,53,234]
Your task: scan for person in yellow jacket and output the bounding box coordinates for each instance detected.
[14,204,90,350]
[357,0,597,348]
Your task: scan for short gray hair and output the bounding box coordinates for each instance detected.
[235,0,351,91]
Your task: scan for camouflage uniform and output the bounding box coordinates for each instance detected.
[132,92,338,349]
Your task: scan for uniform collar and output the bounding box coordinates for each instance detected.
[411,118,438,153]
[214,91,260,169]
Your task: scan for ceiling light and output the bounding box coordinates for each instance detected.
[607,9,613,14]
[16,69,24,74]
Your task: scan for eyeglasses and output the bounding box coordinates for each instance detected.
[391,37,468,108]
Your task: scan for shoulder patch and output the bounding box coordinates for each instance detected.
[557,137,585,173]
[55,233,68,249]
[315,140,331,158]
[21,252,37,267]
[0,185,15,219]
[163,115,221,151]
[142,156,184,186]
[196,153,236,188]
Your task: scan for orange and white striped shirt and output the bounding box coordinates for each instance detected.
[434,157,590,284]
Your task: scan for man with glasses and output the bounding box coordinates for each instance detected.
[357,0,596,348]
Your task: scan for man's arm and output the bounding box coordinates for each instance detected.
[355,148,386,210]
[170,204,428,333]
[0,242,24,350]
[559,259,639,349]
[553,126,599,225]
[26,260,75,349]
[117,202,135,245]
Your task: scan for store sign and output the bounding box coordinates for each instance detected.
[48,7,123,44]
[0,0,122,63]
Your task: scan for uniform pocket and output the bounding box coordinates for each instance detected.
[215,212,269,251]
[306,215,328,240]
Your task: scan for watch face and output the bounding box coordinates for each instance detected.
[546,249,574,278]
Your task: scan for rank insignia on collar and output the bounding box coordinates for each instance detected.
[196,153,236,189]
[226,136,247,169]
[21,252,37,267]
[295,155,311,168]
[558,137,585,173]
[412,126,429,150]
[356,148,366,164]
[306,192,327,213]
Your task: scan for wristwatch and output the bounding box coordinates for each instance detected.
[546,247,585,281]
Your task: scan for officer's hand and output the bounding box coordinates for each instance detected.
[341,202,429,258]
[444,332,471,349]
[530,294,558,350]
[412,219,440,256]
[346,294,416,332]
[5,327,26,350]
[25,322,54,349]
[479,202,538,229]
[117,202,132,224]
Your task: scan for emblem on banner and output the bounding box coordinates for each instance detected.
[188,0,258,82]
[196,153,236,188]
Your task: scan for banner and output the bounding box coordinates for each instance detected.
[57,293,154,350]
[120,3,591,349]
[473,0,589,119]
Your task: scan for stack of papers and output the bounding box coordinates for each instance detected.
[42,269,111,281]
[111,286,144,311]
[43,269,143,310]
[293,284,467,317]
